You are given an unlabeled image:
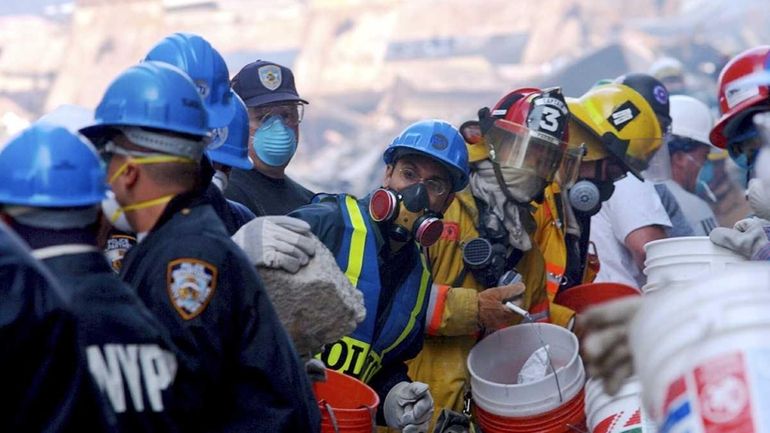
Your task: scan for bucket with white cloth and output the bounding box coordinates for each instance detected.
[585,377,656,433]
[642,236,745,293]
[467,323,586,432]
[630,263,770,433]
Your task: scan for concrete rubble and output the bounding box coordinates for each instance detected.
[257,234,366,356]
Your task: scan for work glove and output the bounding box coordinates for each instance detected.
[747,178,770,221]
[384,381,434,432]
[577,296,642,396]
[232,216,316,273]
[304,358,327,383]
[478,282,526,331]
[709,217,770,260]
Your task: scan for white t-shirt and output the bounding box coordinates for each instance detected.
[662,179,719,236]
[590,176,672,288]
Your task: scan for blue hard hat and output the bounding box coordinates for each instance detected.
[80,61,210,140]
[206,92,253,170]
[0,122,106,207]
[383,119,470,192]
[144,32,235,128]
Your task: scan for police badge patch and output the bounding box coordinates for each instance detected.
[167,259,218,320]
[105,234,137,273]
[258,65,282,91]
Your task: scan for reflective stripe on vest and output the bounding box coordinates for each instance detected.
[529,298,551,323]
[319,194,430,383]
[545,261,565,298]
[425,283,450,336]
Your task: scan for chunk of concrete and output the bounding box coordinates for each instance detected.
[257,234,365,356]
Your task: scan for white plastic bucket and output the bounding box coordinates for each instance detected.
[643,236,742,262]
[585,377,657,433]
[642,236,745,291]
[641,280,691,294]
[629,263,770,432]
[643,259,745,286]
[467,323,585,417]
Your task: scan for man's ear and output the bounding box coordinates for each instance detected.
[383,164,395,188]
[120,162,141,189]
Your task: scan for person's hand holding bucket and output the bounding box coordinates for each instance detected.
[577,296,643,395]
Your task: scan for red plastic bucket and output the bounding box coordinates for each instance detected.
[554,282,639,314]
[474,389,586,433]
[313,368,379,433]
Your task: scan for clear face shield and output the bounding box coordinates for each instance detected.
[642,138,672,183]
[556,144,586,189]
[484,119,568,182]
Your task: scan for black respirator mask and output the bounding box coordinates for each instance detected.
[568,178,615,217]
[369,183,444,247]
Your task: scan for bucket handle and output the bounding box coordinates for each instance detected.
[567,423,589,433]
[366,404,376,433]
[320,400,377,433]
[323,402,341,433]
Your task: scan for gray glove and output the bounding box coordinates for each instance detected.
[577,296,642,395]
[231,216,316,273]
[747,178,770,220]
[304,358,327,383]
[383,381,434,432]
[710,217,770,259]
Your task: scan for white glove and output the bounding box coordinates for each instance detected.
[383,381,434,432]
[231,216,316,273]
[747,178,770,220]
[710,217,770,259]
[577,297,642,395]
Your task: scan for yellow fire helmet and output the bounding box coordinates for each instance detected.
[569,83,663,179]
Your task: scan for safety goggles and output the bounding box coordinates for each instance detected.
[248,102,304,128]
[483,119,567,182]
[397,166,449,197]
[727,130,761,169]
[100,141,196,183]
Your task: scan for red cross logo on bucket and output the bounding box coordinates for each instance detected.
[695,352,756,433]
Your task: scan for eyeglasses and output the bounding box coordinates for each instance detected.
[398,167,449,197]
[249,103,304,127]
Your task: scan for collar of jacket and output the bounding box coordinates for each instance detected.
[150,190,210,234]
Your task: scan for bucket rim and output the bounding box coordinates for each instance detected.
[468,324,580,388]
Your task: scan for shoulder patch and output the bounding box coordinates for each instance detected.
[105,234,137,273]
[167,259,218,320]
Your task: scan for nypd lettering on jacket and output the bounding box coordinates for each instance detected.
[86,343,177,413]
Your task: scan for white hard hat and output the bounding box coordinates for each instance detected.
[37,104,95,134]
[649,57,684,81]
[670,95,714,146]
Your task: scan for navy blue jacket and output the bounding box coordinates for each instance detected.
[0,223,114,432]
[38,245,183,433]
[120,192,320,433]
[290,194,431,423]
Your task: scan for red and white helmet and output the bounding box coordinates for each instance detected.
[710,46,770,149]
[479,87,570,182]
